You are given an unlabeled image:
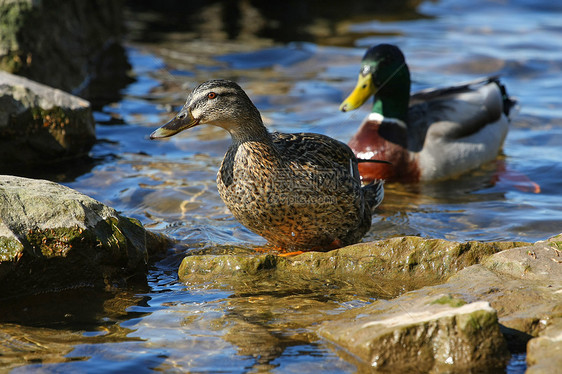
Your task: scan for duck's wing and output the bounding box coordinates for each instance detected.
[272,132,359,176]
[409,76,515,141]
[410,76,515,115]
[272,132,384,213]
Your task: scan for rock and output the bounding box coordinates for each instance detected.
[318,296,510,372]
[0,0,127,94]
[483,238,562,284]
[315,239,562,372]
[481,239,562,373]
[526,317,562,374]
[177,235,562,371]
[178,237,526,297]
[0,175,170,298]
[479,241,562,341]
[0,71,95,170]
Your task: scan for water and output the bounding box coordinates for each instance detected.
[2,0,562,372]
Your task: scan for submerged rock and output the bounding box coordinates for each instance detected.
[0,175,170,298]
[0,71,95,170]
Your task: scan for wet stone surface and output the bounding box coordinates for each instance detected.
[0,175,170,298]
[177,235,562,372]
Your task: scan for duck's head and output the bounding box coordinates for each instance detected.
[340,44,411,120]
[150,80,267,143]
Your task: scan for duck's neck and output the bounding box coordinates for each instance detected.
[371,66,411,122]
[372,89,410,122]
[229,119,273,146]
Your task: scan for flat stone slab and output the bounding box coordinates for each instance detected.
[318,296,509,372]
[178,237,525,297]
[315,239,562,372]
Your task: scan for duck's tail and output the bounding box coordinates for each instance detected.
[363,180,385,213]
[491,77,517,118]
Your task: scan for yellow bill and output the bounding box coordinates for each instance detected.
[339,72,376,112]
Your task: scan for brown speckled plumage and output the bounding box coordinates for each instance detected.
[151,80,384,251]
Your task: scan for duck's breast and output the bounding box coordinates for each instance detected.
[349,114,419,182]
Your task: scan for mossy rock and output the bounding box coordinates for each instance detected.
[318,297,509,372]
[0,175,170,298]
[0,0,126,92]
[178,236,527,297]
[0,71,96,169]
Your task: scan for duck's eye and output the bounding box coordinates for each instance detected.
[207,92,217,99]
[178,113,186,119]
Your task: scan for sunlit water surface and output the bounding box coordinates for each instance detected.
[4,0,562,372]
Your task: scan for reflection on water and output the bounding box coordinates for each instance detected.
[3,0,562,372]
[126,0,426,45]
[0,288,150,370]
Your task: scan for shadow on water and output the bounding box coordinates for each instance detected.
[125,0,428,44]
[2,156,100,184]
[0,286,158,370]
[78,43,136,110]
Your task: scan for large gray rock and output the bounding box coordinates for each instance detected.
[0,175,170,297]
[0,71,95,169]
[0,0,126,93]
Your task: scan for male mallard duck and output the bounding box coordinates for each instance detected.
[150,80,384,251]
[340,43,516,183]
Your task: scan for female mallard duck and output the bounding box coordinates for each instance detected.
[340,43,516,183]
[150,80,384,251]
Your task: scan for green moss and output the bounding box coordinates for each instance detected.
[549,240,562,251]
[29,106,72,131]
[94,217,140,260]
[0,236,24,262]
[460,309,498,336]
[256,254,278,271]
[0,1,32,46]
[25,226,87,258]
[23,216,145,262]
[0,0,33,73]
[0,51,25,72]
[431,295,467,308]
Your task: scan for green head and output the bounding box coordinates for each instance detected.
[340,44,411,121]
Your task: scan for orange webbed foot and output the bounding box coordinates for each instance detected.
[277,251,305,257]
